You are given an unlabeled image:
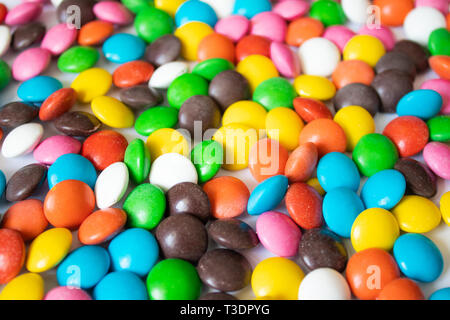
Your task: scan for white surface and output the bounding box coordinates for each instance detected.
[0,1,449,300]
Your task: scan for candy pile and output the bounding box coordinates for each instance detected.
[0,0,449,301]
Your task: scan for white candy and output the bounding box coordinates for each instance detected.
[149,153,198,192]
[200,0,235,19]
[95,162,129,209]
[51,0,65,7]
[404,7,446,46]
[1,123,44,158]
[149,61,189,89]
[342,0,370,24]
[298,37,341,77]
[0,26,11,57]
[298,268,351,300]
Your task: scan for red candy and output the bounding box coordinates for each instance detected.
[299,119,347,157]
[235,35,271,62]
[248,138,289,182]
[78,208,127,245]
[39,88,77,121]
[293,97,333,123]
[0,4,7,24]
[0,229,26,284]
[285,182,323,229]
[284,142,318,183]
[113,60,154,88]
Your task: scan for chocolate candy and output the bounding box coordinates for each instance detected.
[53,111,101,136]
[144,34,181,67]
[166,182,211,223]
[178,95,221,135]
[208,70,250,111]
[393,39,429,73]
[0,102,38,127]
[57,0,96,26]
[207,218,259,250]
[11,22,46,51]
[334,83,381,116]
[297,228,348,273]
[371,70,414,113]
[119,85,162,110]
[394,158,437,198]
[375,51,416,78]
[199,292,238,300]
[155,214,208,263]
[197,249,252,292]
[5,164,47,202]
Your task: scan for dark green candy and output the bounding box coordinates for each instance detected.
[0,60,11,91]
[427,115,450,142]
[135,106,178,136]
[57,46,99,73]
[191,140,223,184]
[192,58,234,81]
[124,138,151,184]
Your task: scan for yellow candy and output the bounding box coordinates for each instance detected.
[307,177,325,196]
[222,101,267,132]
[334,106,375,151]
[91,96,135,128]
[26,228,72,273]
[266,107,304,151]
[236,55,279,92]
[351,208,399,252]
[154,0,186,16]
[251,257,305,300]
[392,195,441,233]
[146,128,189,161]
[0,273,44,300]
[174,21,213,61]
[293,75,336,100]
[213,123,258,171]
[71,68,112,103]
[441,191,450,226]
[343,35,386,67]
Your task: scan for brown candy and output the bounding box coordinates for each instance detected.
[57,0,96,26]
[166,182,211,223]
[394,158,437,198]
[53,111,101,136]
[393,40,429,73]
[5,164,47,202]
[11,22,46,51]
[375,51,416,79]
[0,102,38,127]
[208,70,250,111]
[144,34,181,67]
[119,85,162,110]
[333,83,381,116]
[178,95,221,136]
[207,218,259,250]
[371,70,413,113]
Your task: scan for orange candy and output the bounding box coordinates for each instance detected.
[112,60,154,88]
[332,60,375,89]
[429,55,450,80]
[39,88,77,121]
[197,32,235,63]
[44,180,95,230]
[78,20,115,46]
[285,182,323,229]
[235,35,271,62]
[78,208,127,245]
[284,142,318,183]
[346,248,400,300]
[377,278,424,300]
[0,127,3,140]
[373,0,414,26]
[1,200,48,242]
[299,119,347,157]
[447,13,450,30]
[293,97,332,123]
[203,176,250,219]
[286,17,324,47]
[248,138,289,182]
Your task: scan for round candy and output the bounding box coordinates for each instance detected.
[247,175,289,215]
[135,107,178,137]
[175,0,217,27]
[266,107,304,151]
[94,162,129,209]
[150,62,189,90]
[429,28,450,56]
[248,138,289,182]
[299,119,347,157]
[44,287,92,301]
[285,182,323,229]
[167,73,209,109]
[190,140,222,184]
[236,54,279,92]
[332,60,375,90]
[0,102,37,128]
[18,75,62,103]
[273,0,309,21]
[429,55,450,80]
[197,33,235,64]
[167,182,211,222]
[208,70,250,110]
[102,33,146,63]
[93,271,148,300]
[120,85,162,111]
[146,128,189,161]
[71,68,112,103]
[441,191,450,226]
[392,195,441,233]
[178,95,221,135]
[344,35,386,67]
[293,75,336,101]
[286,17,324,47]
[0,4,6,24]
[253,77,297,111]
[174,21,214,61]
[41,23,77,56]
[154,0,186,17]
[222,100,267,132]
[12,47,51,81]
[232,0,271,19]
[298,37,340,77]
[144,34,181,67]
[91,96,134,129]
[124,139,151,184]
[39,88,77,121]
[372,70,414,113]
[373,0,414,26]
[78,208,127,245]
[293,97,332,123]
[201,0,234,20]
[359,25,396,51]
[78,20,114,46]
[34,135,81,166]
[395,158,437,198]
[192,58,234,80]
[93,1,133,26]
[421,79,450,115]
[284,142,318,183]
[317,152,360,192]
[334,83,381,116]
[423,142,450,180]
[393,39,429,72]
[113,60,154,88]
[207,219,258,250]
[47,153,97,189]
[250,11,287,43]
[57,0,96,26]
[5,163,47,202]
[5,2,42,26]
[342,0,370,24]
[404,7,446,46]
[270,41,301,78]
[334,106,375,151]
[378,278,424,300]
[215,14,250,42]
[309,0,346,27]
[322,25,356,52]
[298,268,351,300]
[0,26,11,58]
[430,288,450,300]
[0,273,44,300]
[397,90,442,120]
[1,123,43,158]
[0,229,25,284]
[0,59,11,90]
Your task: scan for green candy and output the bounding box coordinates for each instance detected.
[146,259,202,300]
[123,183,166,230]
[352,133,398,177]
[121,0,153,13]
[253,77,297,110]
[427,116,450,142]
[124,139,151,184]
[191,140,223,184]
[310,0,346,27]
[135,106,178,136]
[57,46,99,73]
[135,7,174,43]
[167,73,209,109]
[0,59,11,91]
[428,28,450,56]
[192,58,234,81]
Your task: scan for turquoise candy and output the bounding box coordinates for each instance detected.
[253,77,297,110]
[233,0,272,19]
[317,152,360,192]
[428,28,450,56]
[94,271,148,300]
[175,0,218,27]
[247,175,289,215]
[0,170,6,197]
[361,169,406,210]
[192,58,234,81]
[124,139,151,184]
[103,33,146,63]
[134,106,178,136]
[167,73,209,109]
[397,89,443,120]
[429,288,450,300]
[47,153,97,189]
[0,59,11,91]
[57,46,99,73]
[190,140,223,183]
[17,76,62,103]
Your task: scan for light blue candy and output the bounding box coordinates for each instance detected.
[57,245,110,290]
[429,287,450,300]
[47,153,97,190]
[397,89,443,120]
[0,170,5,197]
[93,271,148,300]
[317,152,360,192]
[361,169,406,210]
[17,76,62,103]
[323,187,365,238]
[247,175,288,215]
[175,0,218,27]
[233,0,272,19]
[393,233,443,283]
[103,33,146,63]
[108,228,159,277]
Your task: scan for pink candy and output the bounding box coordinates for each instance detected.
[420,79,450,115]
[44,286,92,300]
[215,15,250,42]
[12,47,51,81]
[323,26,355,52]
[33,135,82,165]
[93,1,134,26]
[251,12,287,43]
[5,2,42,26]
[423,142,450,180]
[273,0,310,21]
[358,25,396,51]
[416,0,449,15]
[270,41,301,78]
[41,23,78,55]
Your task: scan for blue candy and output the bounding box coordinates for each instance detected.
[361,169,406,210]
[57,245,110,290]
[93,271,148,300]
[175,0,218,27]
[397,89,443,120]
[233,0,272,19]
[247,175,288,215]
[0,170,5,197]
[102,33,146,63]
[17,76,62,103]
[393,233,443,283]
[323,187,365,238]
[108,228,159,277]
[429,287,450,300]
[317,152,360,192]
[47,153,97,190]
